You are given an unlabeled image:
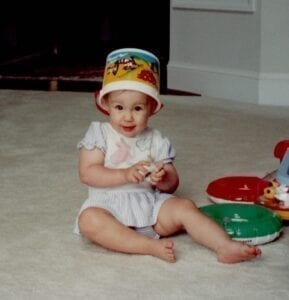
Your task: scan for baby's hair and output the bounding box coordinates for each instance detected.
[106,90,127,99]
[106,90,149,98]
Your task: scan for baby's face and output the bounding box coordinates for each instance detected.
[104,90,153,137]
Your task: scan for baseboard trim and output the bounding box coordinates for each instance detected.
[168,61,289,106]
[258,77,289,105]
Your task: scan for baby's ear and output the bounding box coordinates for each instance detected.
[149,98,158,115]
[102,96,110,111]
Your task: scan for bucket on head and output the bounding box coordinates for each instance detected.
[95,48,163,115]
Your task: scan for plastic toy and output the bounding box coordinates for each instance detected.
[200,203,283,245]
[206,140,289,220]
[139,163,158,182]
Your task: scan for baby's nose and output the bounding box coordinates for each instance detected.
[124,110,133,121]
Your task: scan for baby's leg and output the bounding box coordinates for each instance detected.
[78,207,176,262]
[154,198,261,264]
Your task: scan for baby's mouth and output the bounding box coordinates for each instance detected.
[122,125,135,132]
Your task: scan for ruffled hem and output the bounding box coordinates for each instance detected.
[77,140,105,152]
[73,190,173,234]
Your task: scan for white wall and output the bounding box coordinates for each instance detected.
[168,0,289,106]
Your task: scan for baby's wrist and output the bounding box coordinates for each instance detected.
[119,168,130,184]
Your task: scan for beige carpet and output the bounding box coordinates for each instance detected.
[1,90,289,299]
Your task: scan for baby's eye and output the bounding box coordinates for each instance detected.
[134,106,143,111]
[115,105,123,110]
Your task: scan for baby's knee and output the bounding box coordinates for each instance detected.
[172,198,197,216]
[178,198,197,210]
[78,208,104,236]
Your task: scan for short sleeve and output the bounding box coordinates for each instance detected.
[77,122,107,153]
[151,129,176,163]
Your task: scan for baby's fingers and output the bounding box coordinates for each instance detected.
[154,161,164,172]
[149,169,165,185]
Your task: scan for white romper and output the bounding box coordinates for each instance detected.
[73,122,176,238]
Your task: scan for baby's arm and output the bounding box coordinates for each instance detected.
[150,162,179,193]
[78,147,151,187]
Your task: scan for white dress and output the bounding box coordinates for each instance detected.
[73,122,176,238]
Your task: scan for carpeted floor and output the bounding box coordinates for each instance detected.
[1,89,289,299]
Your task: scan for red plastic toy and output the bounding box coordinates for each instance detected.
[206,140,289,220]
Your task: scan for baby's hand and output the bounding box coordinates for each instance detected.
[147,162,165,185]
[123,161,151,184]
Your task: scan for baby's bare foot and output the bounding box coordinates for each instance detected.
[217,241,261,264]
[150,239,176,263]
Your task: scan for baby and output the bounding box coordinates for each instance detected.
[73,48,261,263]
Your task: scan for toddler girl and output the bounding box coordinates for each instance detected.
[74,48,261,263]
